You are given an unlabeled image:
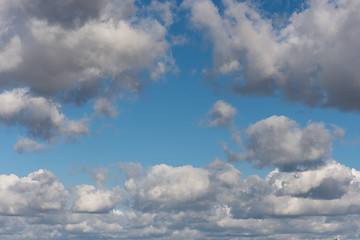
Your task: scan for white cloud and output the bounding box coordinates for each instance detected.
[1,162,360,239]
[71,185,122,213]
[184,0,360,111]
[125,164,211,211]
[0,0,174,148]
[0,169,68,215]
[0,0,171,98]
[267,160,353,199]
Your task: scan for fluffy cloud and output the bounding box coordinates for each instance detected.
[13,138,48,153]
[1,161,360,239]
[71,185,122,213]
[0,169,68,215]
[208,100,237,129]
[125,164,211,211]
[0,0,173,149]
[0,88,88,143]
[0,0,170,97]
[183,0,360,111]
[267,160,353,199]
[244,115,333,171]
[206,100,241,143]
[221,115,334,171]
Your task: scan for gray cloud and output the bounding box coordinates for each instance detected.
[222,115,334,171]
[206,100,242,144]
[0,88,89,143]
[244,115,333,171]
[0,0,173,149]
[208,100,237,129]
[93,98,119,118]
[183,0,360,111]
[13,137,48,153]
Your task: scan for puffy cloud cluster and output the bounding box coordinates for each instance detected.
[1,160,360,239]
[0,0,170,96]
[72,185,122,213]
[0,0,173,150]
[244,115,333,171]
[125,164,211,211]
[0,169,68,215]
[183,0,360,111]
[221,114,337,171]
[0,88,89,151]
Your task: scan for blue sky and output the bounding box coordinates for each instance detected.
[1,0,360,239]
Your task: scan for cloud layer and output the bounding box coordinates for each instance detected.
[1,159,360,239]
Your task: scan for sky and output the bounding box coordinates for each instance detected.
[1,0,360,239]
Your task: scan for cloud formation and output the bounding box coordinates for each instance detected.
[219,113,336,171]
[13,137,48,153]
[0,0,173,150]
[208,100,237,129]
[183,0,360,111]
[244,115,333,171]
[0,88,89,146]
[1,159,360,239]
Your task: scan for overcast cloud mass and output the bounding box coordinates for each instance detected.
[1,0,360,239]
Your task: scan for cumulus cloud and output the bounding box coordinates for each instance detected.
[245,115,333,170]
[267,160,353,200]
[206,100,242,144]
[0,88,89,142]
[125,164,211,211]
[208,100,237,129]
[71,185,122,213]
[13,137,48,153]
[0,169,68,215]
[0,0,171,97]
[0,0,173,149]
[183,0,360,111]
[224,115,334,171]
[1,161,360,239]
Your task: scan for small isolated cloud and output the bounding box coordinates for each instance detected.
[93,98,119,118]
[13,138,48,153]
[208,100,237,129]
[205,100,242,145]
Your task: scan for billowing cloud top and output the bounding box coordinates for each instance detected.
[1,159,360,239]
[0,0,173,150]
[183,0,360,111]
